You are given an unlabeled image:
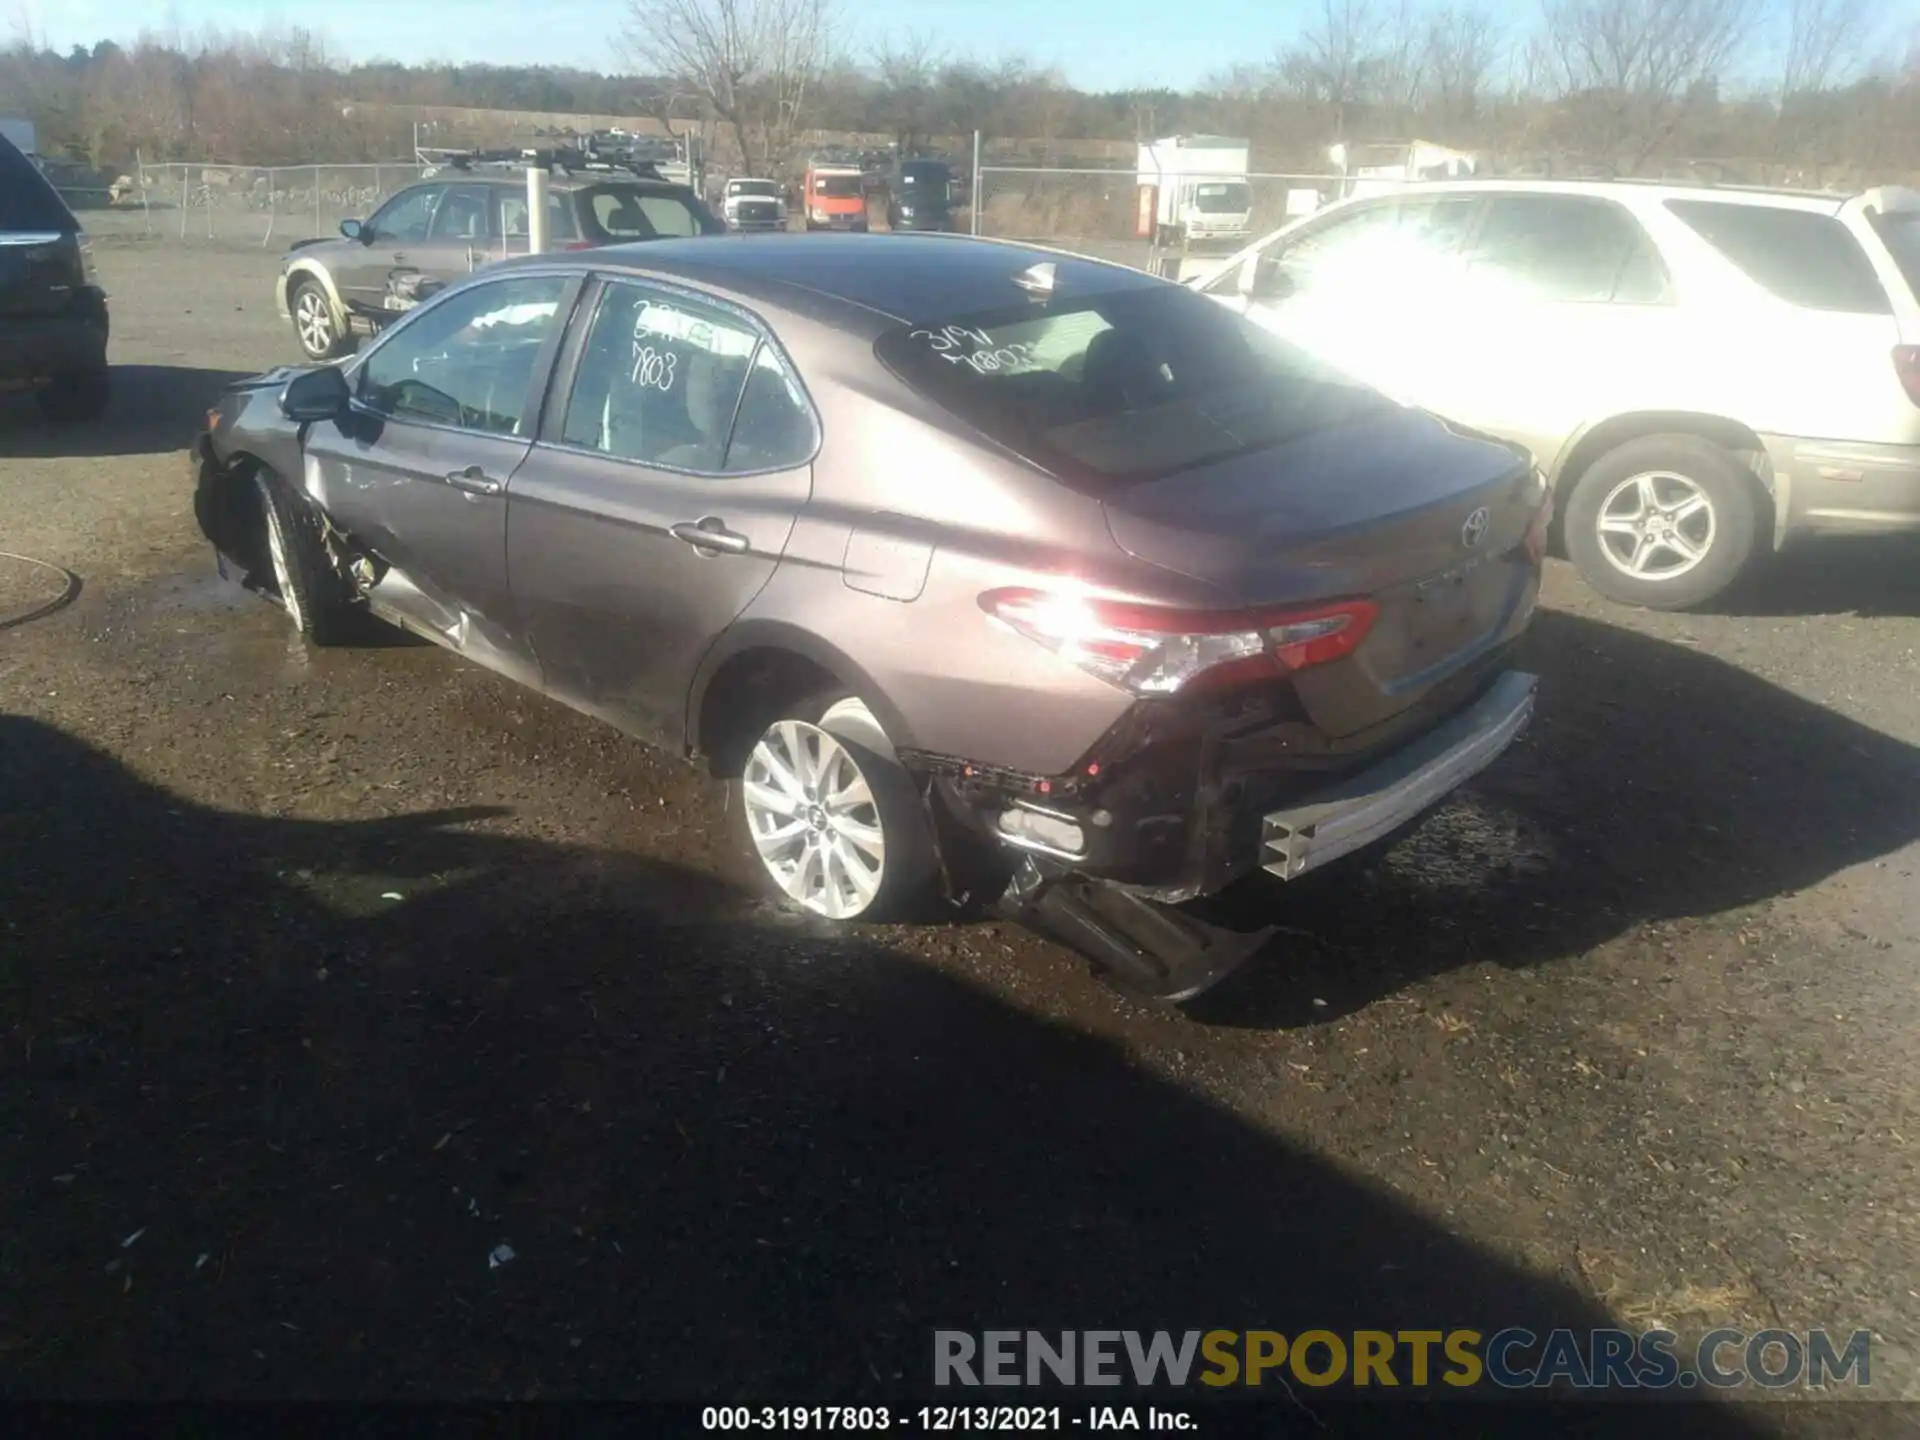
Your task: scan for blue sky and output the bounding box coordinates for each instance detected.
[11,0,1535,93]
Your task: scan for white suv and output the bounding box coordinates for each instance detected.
[1196,179,1920,609]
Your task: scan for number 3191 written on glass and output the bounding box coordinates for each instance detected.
[909,325,1037,375]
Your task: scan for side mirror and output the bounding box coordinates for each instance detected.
[1247,255,1295,301]
[279,364,353,423]
[339,218,365,242]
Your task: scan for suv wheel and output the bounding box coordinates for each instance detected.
[732,694,937,923]
[290,278,351,361]
[1563,434,1761,611]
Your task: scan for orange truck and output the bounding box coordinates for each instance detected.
[803,162,868,231]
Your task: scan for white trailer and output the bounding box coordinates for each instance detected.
[1137,135,1251,245]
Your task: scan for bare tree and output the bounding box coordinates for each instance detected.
[1778,0,1872,100]
[1421,5,1504,127]
[1276,0,1433,136]
[871,29,945,151]
[1534,0,1757,165]
[622,0,836,177]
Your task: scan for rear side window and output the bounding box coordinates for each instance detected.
[581,186,716,241]
[875,285,1387,490]
[1464,195,1670,304]
[0,137,76,231]
[1868,210,1920,304]
[1665,200,1889,314]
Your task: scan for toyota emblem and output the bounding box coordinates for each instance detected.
[1460,507,1491,549]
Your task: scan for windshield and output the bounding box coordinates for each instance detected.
[898,164,951,198]
[730,181,780,199]
[874,285,1384,491]
[813,174,863,199]
[1194,182,1250,214]
[1869,209,1920,304]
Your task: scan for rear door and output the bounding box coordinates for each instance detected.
[301,270,581,677]
[506,276,818,742]
[0,136,82,318]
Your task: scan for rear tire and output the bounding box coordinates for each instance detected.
[254,469,356,646]
[289,277,351,362]
[1562,434,1761,611]
[728,693,938,924]
[36,366,110,423]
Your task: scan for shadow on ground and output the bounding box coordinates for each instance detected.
[0,366,253,460]
[1704,536,1920,620]
[0,714,1785,1432]
[1184,606,1920,1025]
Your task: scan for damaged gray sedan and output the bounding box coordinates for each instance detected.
[191,234,1548,999]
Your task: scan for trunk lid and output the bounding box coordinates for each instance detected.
[1101,406,1541,737]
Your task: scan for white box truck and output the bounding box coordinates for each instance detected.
[1137,135,1251,245]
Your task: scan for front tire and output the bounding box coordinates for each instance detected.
[289,277,351,362]
[1562,434,1761,611]
[731,694,937,923]
[254,470,356,646]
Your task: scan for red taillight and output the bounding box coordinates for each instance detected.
[1894,346,1920,407]
[979,588,1378,696]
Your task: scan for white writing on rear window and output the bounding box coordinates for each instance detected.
[908,324,1040,376]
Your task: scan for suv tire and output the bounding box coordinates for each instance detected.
[1563,434,1761,611]
[729,693,938,923]
[289,277,352,362]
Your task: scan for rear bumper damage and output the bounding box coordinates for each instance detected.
[910,657,1537,999]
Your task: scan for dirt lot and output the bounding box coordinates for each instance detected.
[3,239,1919,1428]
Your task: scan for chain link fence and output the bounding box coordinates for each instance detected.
[62,163,432,248]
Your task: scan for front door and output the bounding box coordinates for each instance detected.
[400,183,494,295]
[333,184,444,313]
[507,278,818,743]
[302,270,580,681]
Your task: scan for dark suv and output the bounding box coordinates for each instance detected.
[276,168,724,360]
[882,159,956,232]
[0,134,109,421]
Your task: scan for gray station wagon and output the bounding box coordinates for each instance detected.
[195,234,1548,998]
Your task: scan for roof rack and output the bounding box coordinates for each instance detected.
[424,145,671,182]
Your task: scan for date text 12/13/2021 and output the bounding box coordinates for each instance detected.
[701,1406,1197,1431]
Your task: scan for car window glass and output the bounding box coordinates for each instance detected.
[496,191,579,241]
[1462,195,1668,304]
[724,345,816,472]
[368,186,439,244]
[358,274,570,436]
[1666,200,1889,314]
[560,282,757,471]
[430,186,489,241]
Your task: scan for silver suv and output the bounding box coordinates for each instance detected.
[1200,180,1920,609]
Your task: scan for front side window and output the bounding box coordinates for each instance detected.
[559,281,764,471]
[357,274,571,436]
[1211,194,1477,297]
[875,284,1386,490]
[1667,199,1889,314]
[1463,194,1670,304]
[429,185,490,241]
[367,186,440,244]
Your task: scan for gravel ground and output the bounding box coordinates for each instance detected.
[3,239,1918,1431]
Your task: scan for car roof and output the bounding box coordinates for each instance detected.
[1385,176,1851,212]
[422,172,690,194]
[555,232,1166,327]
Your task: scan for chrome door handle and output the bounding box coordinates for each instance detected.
[669,518,750,555]
[444,465,502,496]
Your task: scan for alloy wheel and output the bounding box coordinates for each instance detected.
[741,719,888,920]
[1596,470,1717,581]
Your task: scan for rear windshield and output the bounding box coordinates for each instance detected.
[813,174,863,198]
[874,286,1386,490]
[0,136,76,232]
[1665,199,1889,314]
[1868,209,1920,303]
[580,184,722,240]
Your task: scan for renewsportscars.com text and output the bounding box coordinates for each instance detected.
[933,1328,1872,1391]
